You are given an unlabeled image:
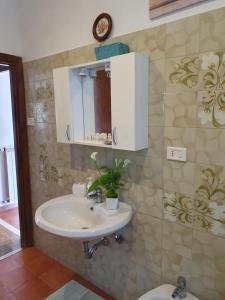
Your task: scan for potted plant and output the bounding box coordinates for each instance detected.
[88,152,130,210]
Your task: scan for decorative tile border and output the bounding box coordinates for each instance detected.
[169,56,200,89]
[169,51,225,128]
[194,167,225,235]
[164,167,225,237]
[39,144,63,184]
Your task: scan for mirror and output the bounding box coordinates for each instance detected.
[80,64,112,144]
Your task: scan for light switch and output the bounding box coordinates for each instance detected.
[27,117,35,126]
[167,147,187,162]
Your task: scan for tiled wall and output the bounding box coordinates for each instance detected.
[24,7,225,300]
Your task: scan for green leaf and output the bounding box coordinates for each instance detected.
[88,179,100,193]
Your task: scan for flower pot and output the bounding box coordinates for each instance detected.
[106,197,119,210]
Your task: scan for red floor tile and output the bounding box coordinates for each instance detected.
[11,247,43,266]
[0,247,116,300]
[0,265,36,292]
[40,263,74,290]
[25,253,57,276]
[13,278,53,300]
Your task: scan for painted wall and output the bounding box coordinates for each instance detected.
[20,0,225,61]
[0,71,14,148]
[0,0,23,56]
[24,6,225,300]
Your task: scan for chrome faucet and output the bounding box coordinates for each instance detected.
[172,276,187,299]
[86,187,103,203]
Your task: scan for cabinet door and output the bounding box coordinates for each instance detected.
[53,67,73,143]
[111,53,148,151]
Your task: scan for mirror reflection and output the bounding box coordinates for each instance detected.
[79,64,112,145]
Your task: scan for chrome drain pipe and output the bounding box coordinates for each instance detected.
[83,237,109,259]
[82,232,124,259]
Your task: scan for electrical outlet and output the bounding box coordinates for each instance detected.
[167,147,187,162]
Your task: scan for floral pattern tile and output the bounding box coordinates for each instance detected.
[164,166,225,237]
[197,51,225,128]
[168,51,225,128]
[164,192,193,226]
[39,144,63,184]
[34,79,53,100]
[167,55,200,91]
[194,166,225,236]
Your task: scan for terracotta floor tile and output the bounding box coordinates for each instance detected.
[40,263,74,290]
[0,247,115,300]
[13,278,53,300]
[25,253,57,276]
[11,247,42,266]
[0,266,36,291]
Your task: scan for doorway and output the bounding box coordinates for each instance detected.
[0,67,20,257]
[0,53,33,258]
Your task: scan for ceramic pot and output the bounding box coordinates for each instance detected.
[106,197,119,210]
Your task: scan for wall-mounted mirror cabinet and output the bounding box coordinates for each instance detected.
[53,52,149,151]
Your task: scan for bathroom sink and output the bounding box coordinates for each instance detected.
[138,284,199,300]
[35,194,132,240]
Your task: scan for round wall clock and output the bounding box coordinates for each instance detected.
[92,13,113,42]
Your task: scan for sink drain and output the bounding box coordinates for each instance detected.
[81,227,89,229]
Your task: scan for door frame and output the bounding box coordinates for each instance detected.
[0,53,33,247]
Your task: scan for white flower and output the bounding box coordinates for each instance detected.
[198,110,212,125]
[123,159,131,168]
[215,109,225,125]
[209,202,225,220]
[90,152,98,162]
[201,52,219,70]
[211,221,225,235]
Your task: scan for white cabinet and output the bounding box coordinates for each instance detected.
[111,53,148,150]
[53,52,149,151]
[53,67,73,143]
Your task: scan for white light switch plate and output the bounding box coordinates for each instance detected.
[167,147,187,162]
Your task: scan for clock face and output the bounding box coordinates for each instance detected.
[93,13,112,42]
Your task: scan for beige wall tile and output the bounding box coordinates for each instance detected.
[196,128,225,166]
[191,230,225,300]
[149,94,164,127]
[199,7,225,53]
[163,160,195,196]
[136,25,166,61]
[166,15,199,58]
[164,92,198,127]
[162,221,193,259]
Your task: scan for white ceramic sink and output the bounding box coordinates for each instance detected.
[35,194,132,240]
[138,285,199,300]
